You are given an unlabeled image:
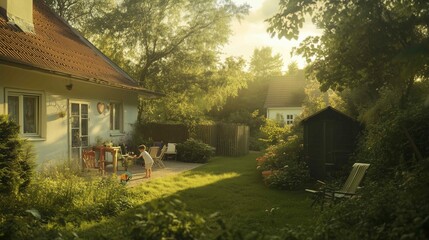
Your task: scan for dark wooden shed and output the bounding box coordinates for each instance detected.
[301,106,361,179]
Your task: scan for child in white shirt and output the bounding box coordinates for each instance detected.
[136,144,154,178]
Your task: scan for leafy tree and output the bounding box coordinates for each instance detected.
[211,46,284,120]
[87,0,250,123]
[268,0,429,116]
[43,0,115,34]
[250,47,283,79]
[300,78,346,119]
[285,61,299,75]
[141,56,249,124]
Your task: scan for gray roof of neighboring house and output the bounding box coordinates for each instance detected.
[264,71,307,108]
[0,1,162,97]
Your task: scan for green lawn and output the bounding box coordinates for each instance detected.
[79,152,317,238]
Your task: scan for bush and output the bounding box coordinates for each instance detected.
[259,119,292,146]
[130,199,207,239]
[265,161,310,190]
[176,138,215,163]
[258,134,311,190]
[0,115,35,196]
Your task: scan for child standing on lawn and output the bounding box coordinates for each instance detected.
[135,144,154,178]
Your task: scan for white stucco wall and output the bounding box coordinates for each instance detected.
[267,107,303,123]
[0,64,141,166]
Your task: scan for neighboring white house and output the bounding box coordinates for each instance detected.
[264,71,307,125]
[0,0,161,166]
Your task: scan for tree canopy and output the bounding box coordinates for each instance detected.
[209,46,284,122]
[268,0,429,119]
[44,0,115,34]
[45,0,251,124]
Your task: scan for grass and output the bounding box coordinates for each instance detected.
[78,152,318,238]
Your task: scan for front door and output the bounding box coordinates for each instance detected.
[69,102,89,161]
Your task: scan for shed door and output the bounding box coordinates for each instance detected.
[69,102,89,161]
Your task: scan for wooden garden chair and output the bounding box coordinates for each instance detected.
[153,145,166,168]
[148,146,160,159]
[82,149,104,175]
[165,143,177,160]
[305,162,370,209]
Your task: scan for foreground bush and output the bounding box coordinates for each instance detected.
[0,163,133,239]
[177,138,215,163]
[130,199,206,239]
[0,115,35,196]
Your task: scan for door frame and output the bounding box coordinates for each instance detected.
[68,100,90,163]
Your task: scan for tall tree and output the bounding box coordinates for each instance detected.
[46,0,250,123]
[90,0,249,82]
[88,0,250,123]
[267,0,429,118]
[44,0,115,34]
[210,46,284,122]
[250,47,283,79]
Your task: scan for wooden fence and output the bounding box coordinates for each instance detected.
[139,123,249,156]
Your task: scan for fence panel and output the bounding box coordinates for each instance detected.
[194,125,217,147]
[139,123,248,156]
[216,124,249,156]
[140,123,189,143]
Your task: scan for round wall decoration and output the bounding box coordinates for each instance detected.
[97,102,105,114]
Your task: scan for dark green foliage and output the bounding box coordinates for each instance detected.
[0,204,60,240]
[259,134,311,190]
[259,119,292,146]
[355,103,429,182]
[265,161,310,191]
[0,115,35,196]
[130,199,206,240]
[176,138,215,163]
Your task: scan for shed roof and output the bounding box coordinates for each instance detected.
[263,71,307,108]
[0,1,161,96]
[300,106,358,123]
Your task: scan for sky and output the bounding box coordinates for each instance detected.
[222,0,321,72]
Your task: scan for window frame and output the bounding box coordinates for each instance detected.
[286,114,294,125]
[109,101,123,133]
[5,88,45,140]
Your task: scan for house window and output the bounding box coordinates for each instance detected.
[275,113,285,124]
[286,114,294,125]
[110,102,123,131]
[6,90,43,137]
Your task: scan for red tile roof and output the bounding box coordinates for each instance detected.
[0,1,160,96]
[264,72,307,108]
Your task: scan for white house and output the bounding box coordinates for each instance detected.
[264,71,307,125]
[0,0,161,166]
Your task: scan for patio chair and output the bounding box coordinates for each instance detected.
[148,146,160,159]
[153,145,166,168]
[82,149,104,175]
[165,143,177,160]
[305,162,370,209]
